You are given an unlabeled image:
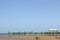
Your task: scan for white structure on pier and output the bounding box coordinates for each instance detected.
[48,29,58,33]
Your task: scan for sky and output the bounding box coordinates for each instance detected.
[0,0,60,33]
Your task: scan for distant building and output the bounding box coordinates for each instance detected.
[48,29,58,33]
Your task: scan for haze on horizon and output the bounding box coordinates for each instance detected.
[0,0,60,33]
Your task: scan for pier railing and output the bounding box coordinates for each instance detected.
[8,32,60,36]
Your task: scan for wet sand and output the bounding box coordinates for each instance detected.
[0,34,33,40]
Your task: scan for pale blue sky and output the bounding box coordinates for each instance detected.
[0,0,60,33]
